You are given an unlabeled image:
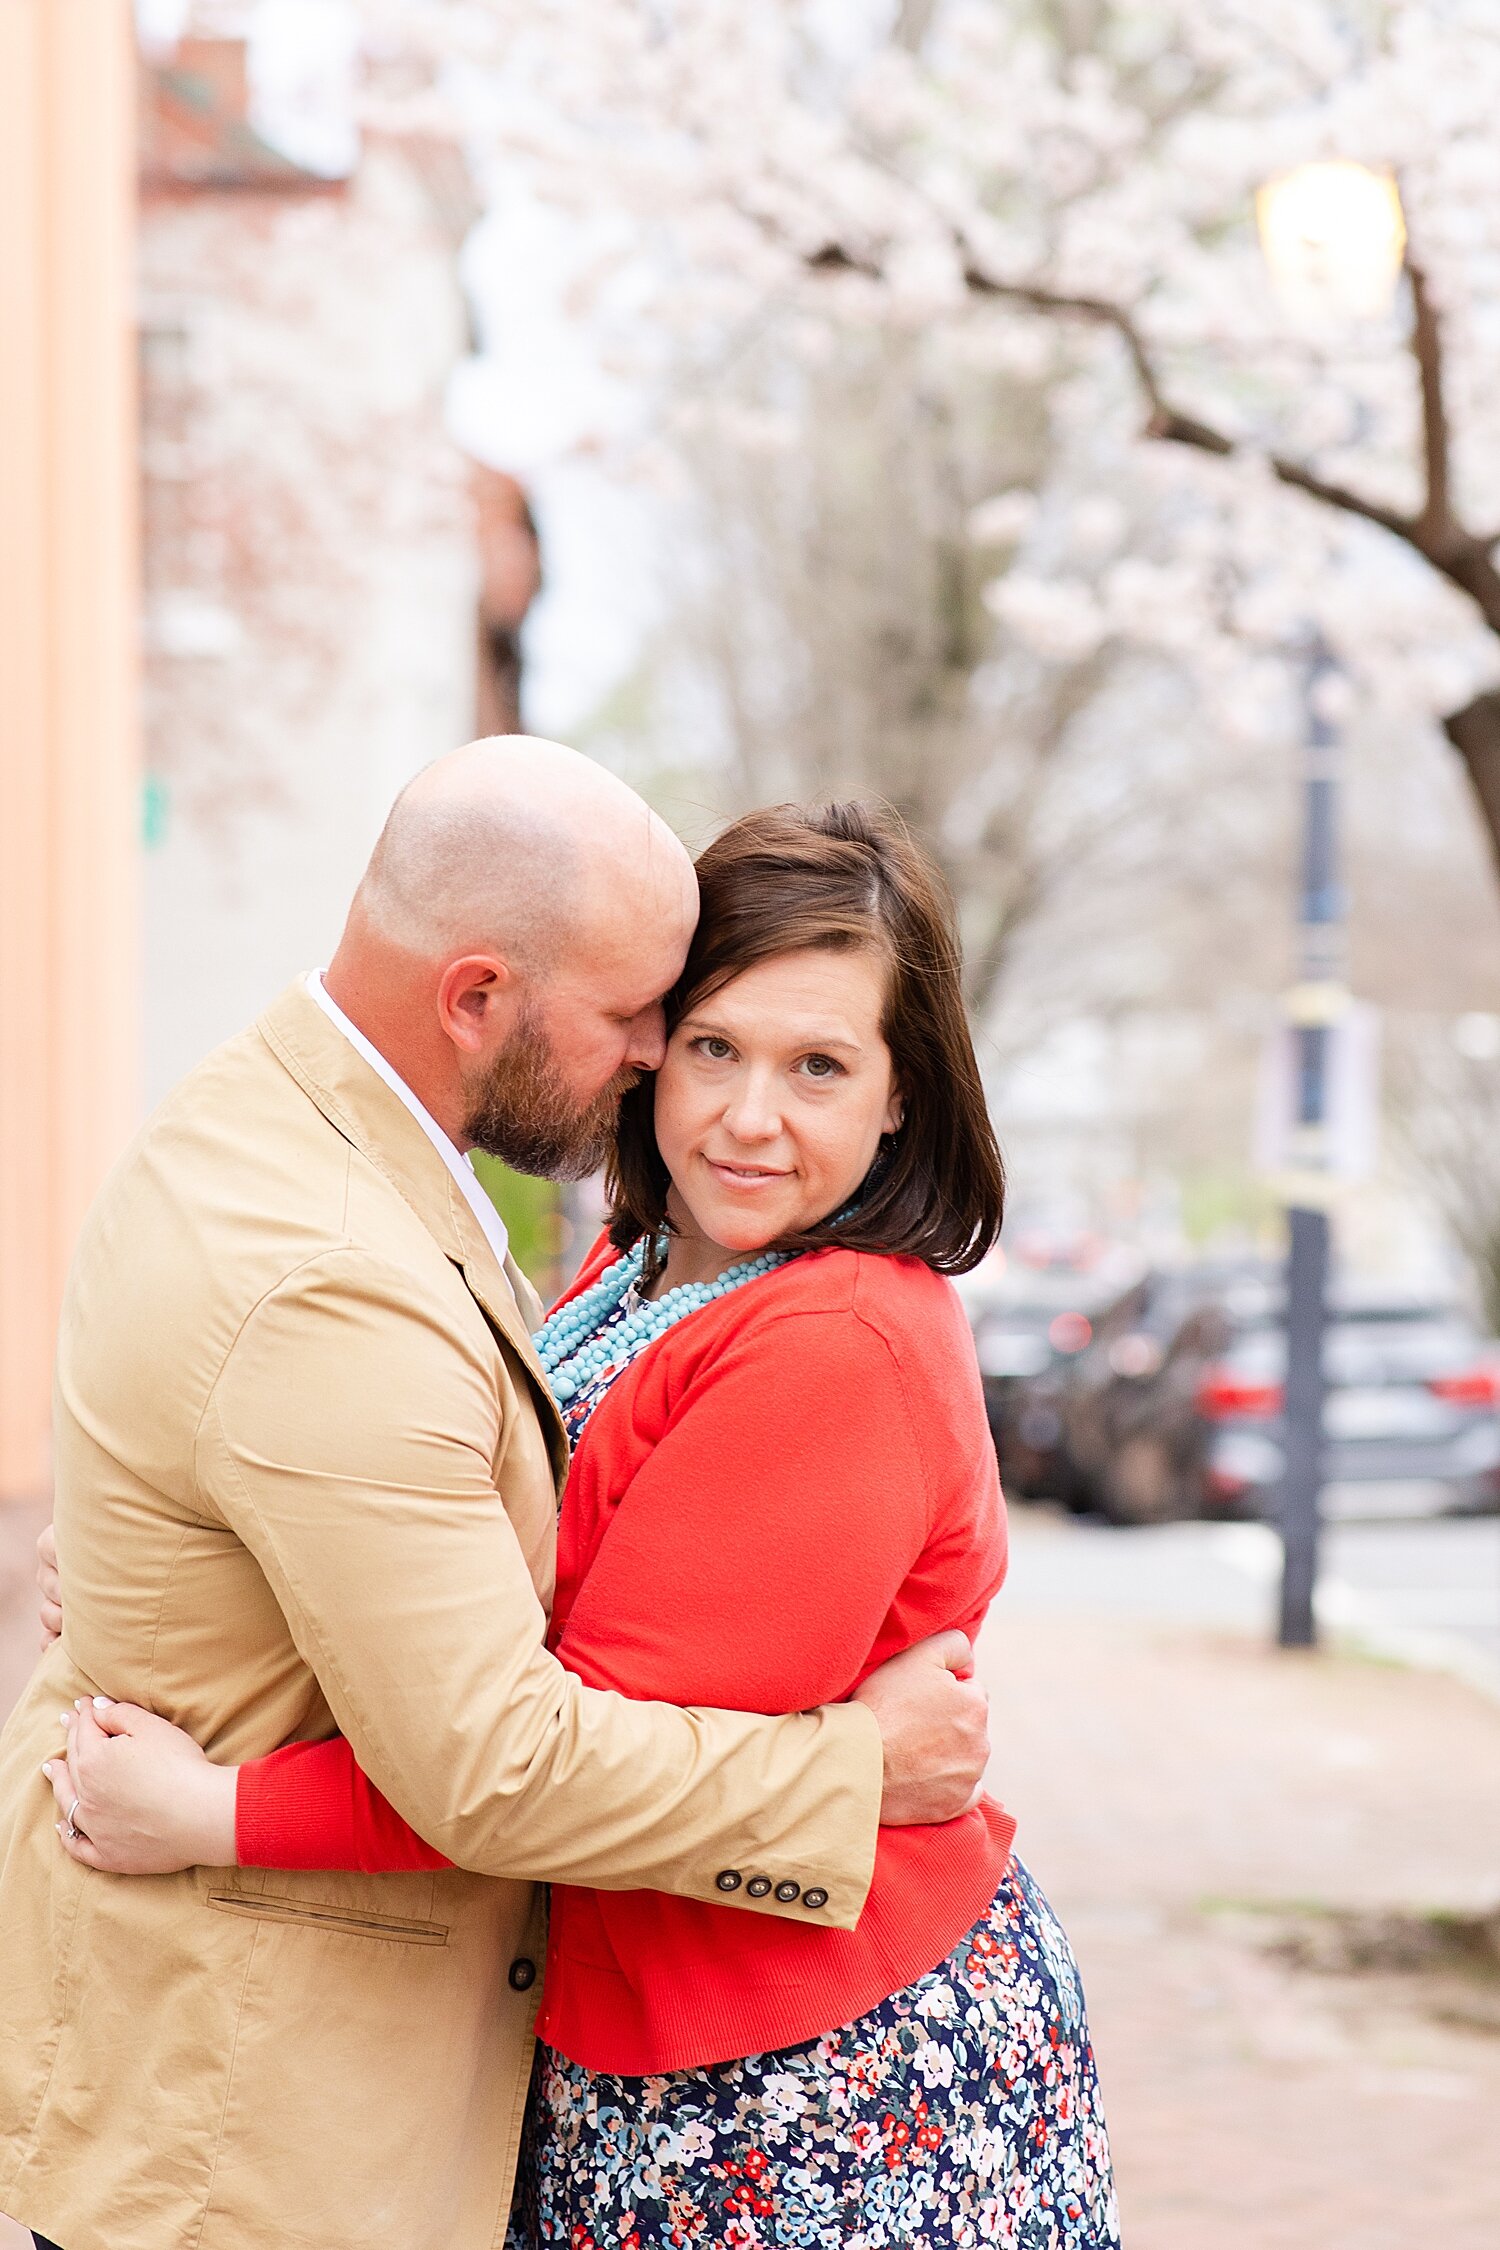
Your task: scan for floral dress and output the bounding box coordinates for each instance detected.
[507,1289,1121,2250]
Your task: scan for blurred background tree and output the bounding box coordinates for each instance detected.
[593,316,1288,1086]
[364,0,1500,873]
[138,0,1500,1282]
[1389,1018,1500,1329]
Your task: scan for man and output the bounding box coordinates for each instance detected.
[0,738,989,2250]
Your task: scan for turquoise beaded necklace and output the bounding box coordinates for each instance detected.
[533,1234,790,1407]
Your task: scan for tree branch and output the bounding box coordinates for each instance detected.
[955,261,1433,549]
[809,238,1475,580]
[804,221,1500,872]
[1408,258,1452,545]
[891,0,939,55]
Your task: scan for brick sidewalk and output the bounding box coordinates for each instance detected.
[980,1595,1500,2248]
[3,1497,1499,2247]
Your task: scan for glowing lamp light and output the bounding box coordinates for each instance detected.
[1255,161,1407,323]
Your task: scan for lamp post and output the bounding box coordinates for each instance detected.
[1255,162,1406,1647]
[1276,640,1343,1646]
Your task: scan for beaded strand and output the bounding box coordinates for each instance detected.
[533,1236,790,1407]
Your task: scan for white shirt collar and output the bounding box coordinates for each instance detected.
[304,971,510,1271]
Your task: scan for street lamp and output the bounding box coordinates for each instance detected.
[1254,162,1406,1647]
[1256,161,1407,325]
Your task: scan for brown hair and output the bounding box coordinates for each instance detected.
[606,801,1005,1274]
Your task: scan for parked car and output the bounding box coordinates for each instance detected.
[957,1245,1143,1500]
[1198,1293,1500,1522]
[1055,1267,1500,1525]
[1052,1265,1251,1522]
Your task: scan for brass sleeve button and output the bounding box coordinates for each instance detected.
[745,1876,772,1898]
[715,1869,743,1892]
[802,1888,829,1910]
[774,1879,801,1903]
[507,1957,537,1991]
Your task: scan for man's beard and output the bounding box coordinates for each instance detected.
[461,1006,636,1182]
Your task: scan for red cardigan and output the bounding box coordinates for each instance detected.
[237,1241,1015,2074]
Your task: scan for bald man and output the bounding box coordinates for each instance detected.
[0,739,989,2250]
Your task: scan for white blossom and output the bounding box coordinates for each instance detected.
[968,490,1038,546]
[985,573,1108,664]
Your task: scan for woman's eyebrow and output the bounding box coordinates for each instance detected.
[680,1012,864,1051]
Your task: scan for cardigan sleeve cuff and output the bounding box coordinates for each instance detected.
[236,1737,453,1874]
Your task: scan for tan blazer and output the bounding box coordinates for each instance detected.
[0,981,881,2250]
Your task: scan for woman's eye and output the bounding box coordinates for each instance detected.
[800,1054,843,1080]
[695,1036,734,1061]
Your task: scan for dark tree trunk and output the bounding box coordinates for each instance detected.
[1443,689,1500,889]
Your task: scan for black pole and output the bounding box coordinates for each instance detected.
[1276,640,1343,1650]
[1278,1200,1329,1645]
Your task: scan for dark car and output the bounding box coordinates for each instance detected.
[1199,1294,1500,1521]
[1052,1265,1249,1522]
[1055,1267,1500,1525]
[957,1246,1144,1500]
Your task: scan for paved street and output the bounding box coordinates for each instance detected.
[1319,1515,1500,1686]
[1001,1501,1500,1698]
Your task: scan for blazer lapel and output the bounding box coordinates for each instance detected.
[257,981,568,1472]
[456,1241,569,1485]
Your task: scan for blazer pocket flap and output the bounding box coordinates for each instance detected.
[206,1887,448,1946]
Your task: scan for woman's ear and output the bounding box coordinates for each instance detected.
[882,1085,906,1138]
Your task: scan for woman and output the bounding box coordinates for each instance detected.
[47,803,1119,2248]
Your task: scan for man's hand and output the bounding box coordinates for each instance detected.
[855,1630,990,1826]
[37,1521,61,1650]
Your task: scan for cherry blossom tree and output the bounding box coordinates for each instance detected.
[601,320,1278,1037]
[354,0,1500,887]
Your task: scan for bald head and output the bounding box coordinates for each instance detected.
[325,737,699,1165]
[355,735,689,972]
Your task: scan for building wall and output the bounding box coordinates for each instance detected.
[0,0,140,1501]
[138,139,476,1105]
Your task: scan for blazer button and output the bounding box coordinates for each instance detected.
[803,1888,829,1910]
[745,1876,772,1898]
[508,1957,537,1992]
[715,1869,743,1892]
[774,1880,801,1903]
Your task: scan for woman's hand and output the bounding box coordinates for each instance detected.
[36,1521,61,1649]
[42,1698,239,1875]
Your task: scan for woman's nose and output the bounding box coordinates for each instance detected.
[722,1076,781,1142]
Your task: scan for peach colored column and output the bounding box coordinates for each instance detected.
[0,0,140,1502]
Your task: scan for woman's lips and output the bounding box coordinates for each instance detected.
[703,1157,791,1189]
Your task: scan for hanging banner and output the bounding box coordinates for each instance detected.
[1253,1001,1381,1185]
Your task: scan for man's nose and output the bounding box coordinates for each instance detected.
[625,1005,667,1074]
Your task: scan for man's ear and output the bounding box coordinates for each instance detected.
[437,955,517,1054]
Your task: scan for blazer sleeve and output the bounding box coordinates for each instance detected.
[555,1306,935,1711]
[197,1248,881,1927]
